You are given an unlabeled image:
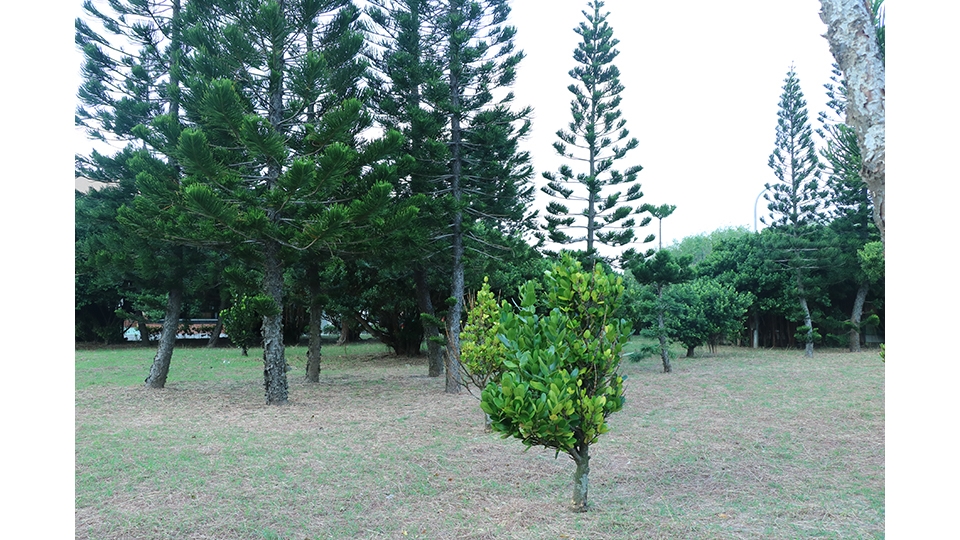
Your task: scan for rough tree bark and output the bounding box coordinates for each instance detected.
[414,269,445,377]
[571,443,590,512]
[443,8,464,395]
[262,242,289,404]
[849,282,869,352]
[145,287,183,388]
[818,0,885,244]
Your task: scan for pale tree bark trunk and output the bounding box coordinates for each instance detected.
[414,269,445,377]
[818,0,885,244]
[262,242,289,404]
[849,282,869,352]
[752,312,759,349]
[797,274,815,358]
[571,443,590,512]
[145,287,183,389]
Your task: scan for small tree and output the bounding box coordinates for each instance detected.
[481,254,628,512]
[626,249,693,373]
[666,278,754,357]
[221,295,276,357]
[461,277,508,393]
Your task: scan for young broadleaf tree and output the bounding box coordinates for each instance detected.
[541,0,653,268]
[761,66,828,358]
[481,254,629,512]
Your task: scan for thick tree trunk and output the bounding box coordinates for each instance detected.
[818,0,885,244]
[145,287,183,389]
[571,443,590,512]
[849,282,869,353]
[414,269,444,377]
[686,345,696,358]
[262,243,289,404]
[305,294,322,382]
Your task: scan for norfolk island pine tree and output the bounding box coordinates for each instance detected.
[540,0,654,269]
[761,66,828,358]
[176,0,414,403]
[366,0,535,393]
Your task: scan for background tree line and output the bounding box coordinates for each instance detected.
[76,0,884,402]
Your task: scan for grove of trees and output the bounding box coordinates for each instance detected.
[75,0,885,510]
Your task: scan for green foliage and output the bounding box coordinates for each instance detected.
[460,277,509,392]
[665,278,754,355]
[221,294,279,355]
[762,66,825,229]
[541,1,652,264]
[481,254,628,456]
[858,241,884,284]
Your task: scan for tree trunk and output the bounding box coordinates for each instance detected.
[751,312,759,349]
[656,285,671,373]
[337,315,356,346]
[797,272,813,358]
[686,345,696,358]
[305,294,322,383]
[145,287,183,389]
[571,443,590,512]
[849,282,869,352]
[137,317,151,346]
[818,0,885,244]
[444,16,464,395]
[262,242,289,404]
[415,269,445,377]
[206,295,227,348]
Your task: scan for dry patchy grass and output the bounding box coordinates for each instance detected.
[76,344,884,539]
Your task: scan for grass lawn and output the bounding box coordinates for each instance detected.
[76,339,884,539]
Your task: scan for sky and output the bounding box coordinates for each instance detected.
[506,0,838,250]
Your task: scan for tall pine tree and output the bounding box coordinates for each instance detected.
[76,0,210,387]
[762,66,827,358]
[541,0,653,269]
[367,0,534,393]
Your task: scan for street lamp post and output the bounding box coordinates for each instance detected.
[754,188,768,232]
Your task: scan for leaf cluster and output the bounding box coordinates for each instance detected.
[481,254,628,458]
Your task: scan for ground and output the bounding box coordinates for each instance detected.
[75,343,884,539]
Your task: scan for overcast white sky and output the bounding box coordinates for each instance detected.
[507,0,838,250]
